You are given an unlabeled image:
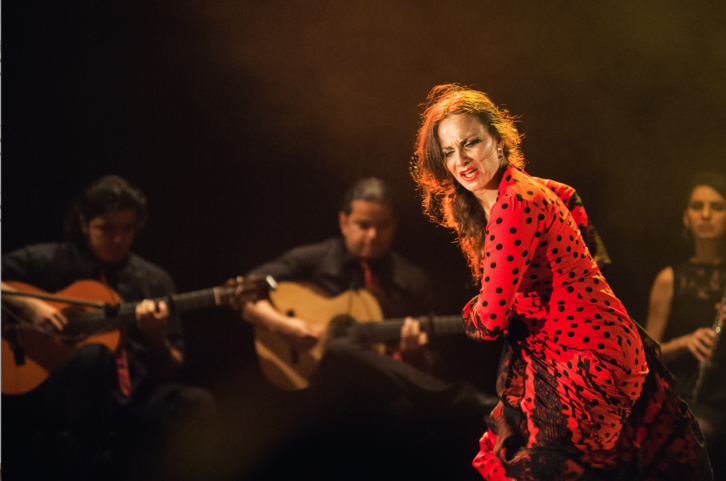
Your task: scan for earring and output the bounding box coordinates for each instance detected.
[497,147,503,157]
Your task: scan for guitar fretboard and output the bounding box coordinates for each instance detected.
[331,315,464,343]
[68,288,223,334]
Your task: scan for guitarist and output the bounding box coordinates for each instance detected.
[2,175,216,481]
[244,176,437,366]
[241,177,495,480]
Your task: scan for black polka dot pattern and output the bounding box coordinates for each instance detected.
[461,166,648,470]
[463,168,644,374]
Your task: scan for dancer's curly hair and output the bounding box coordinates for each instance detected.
[411,84,525,280]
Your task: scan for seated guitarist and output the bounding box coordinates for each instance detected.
[241,177,495,480]
[244,176,437,366]
[2,175,216,481]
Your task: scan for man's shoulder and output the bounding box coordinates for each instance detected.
[247,238,345,288]
[247,237,345,280]
[261,237,345,270]
[387,251,431,289]
[125,253,174,284]
[2,242,94,291]
[4,241,74,258]
[116,253,176,299]
[388,250,427,274]
[2,241,83,272]
[283,237,344,258]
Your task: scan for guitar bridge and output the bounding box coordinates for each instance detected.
[4,323,26,366]
[285,308,301,365]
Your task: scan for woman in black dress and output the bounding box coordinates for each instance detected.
[646,172,726,479]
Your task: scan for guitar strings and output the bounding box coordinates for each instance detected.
[1,304,85,342]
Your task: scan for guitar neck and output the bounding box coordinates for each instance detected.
[74,287,226,333]
[166,287,225,315]
[344,315,464,343]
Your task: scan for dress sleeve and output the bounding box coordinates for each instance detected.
[535,177,611,269]
[462,194,545,340]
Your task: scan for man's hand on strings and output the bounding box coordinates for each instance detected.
[21,298,68,332]
[241,298,321,351]
[0,282,68,332]
[268,314,321,351]
[136,299,170,341]
[399,317,428,353]
[136,299,182,376]
[394,317,433,372]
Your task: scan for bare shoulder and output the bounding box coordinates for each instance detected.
[646,266,675,340]
[652,266,674,291]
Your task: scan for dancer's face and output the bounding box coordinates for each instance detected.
[439,114,504,195]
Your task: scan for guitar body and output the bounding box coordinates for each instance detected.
[254,282,383,391]
[2,280,122,395]
[2,275,269,395]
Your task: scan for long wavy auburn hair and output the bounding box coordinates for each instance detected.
[411,84,525,280]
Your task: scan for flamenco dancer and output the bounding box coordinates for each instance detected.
[411,84,712,480]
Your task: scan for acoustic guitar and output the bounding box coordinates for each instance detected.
[1,276,272,395]
[254,282,464,391]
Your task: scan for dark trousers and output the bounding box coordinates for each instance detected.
[240,337,494,480]
[3,344,217,481]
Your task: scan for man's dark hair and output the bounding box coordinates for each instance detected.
[340,177,396,215]
[65,175,148,243]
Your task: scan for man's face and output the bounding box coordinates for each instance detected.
[80,209,137,264]
[339,200,396,260]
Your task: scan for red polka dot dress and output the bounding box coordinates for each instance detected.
[463,166,711,480]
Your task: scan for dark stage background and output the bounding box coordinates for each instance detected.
[4,0,726,476]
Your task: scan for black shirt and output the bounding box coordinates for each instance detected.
[247,237,434,318]
[2,241,183,393]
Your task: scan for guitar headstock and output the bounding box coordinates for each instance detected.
[219,275,277,309]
